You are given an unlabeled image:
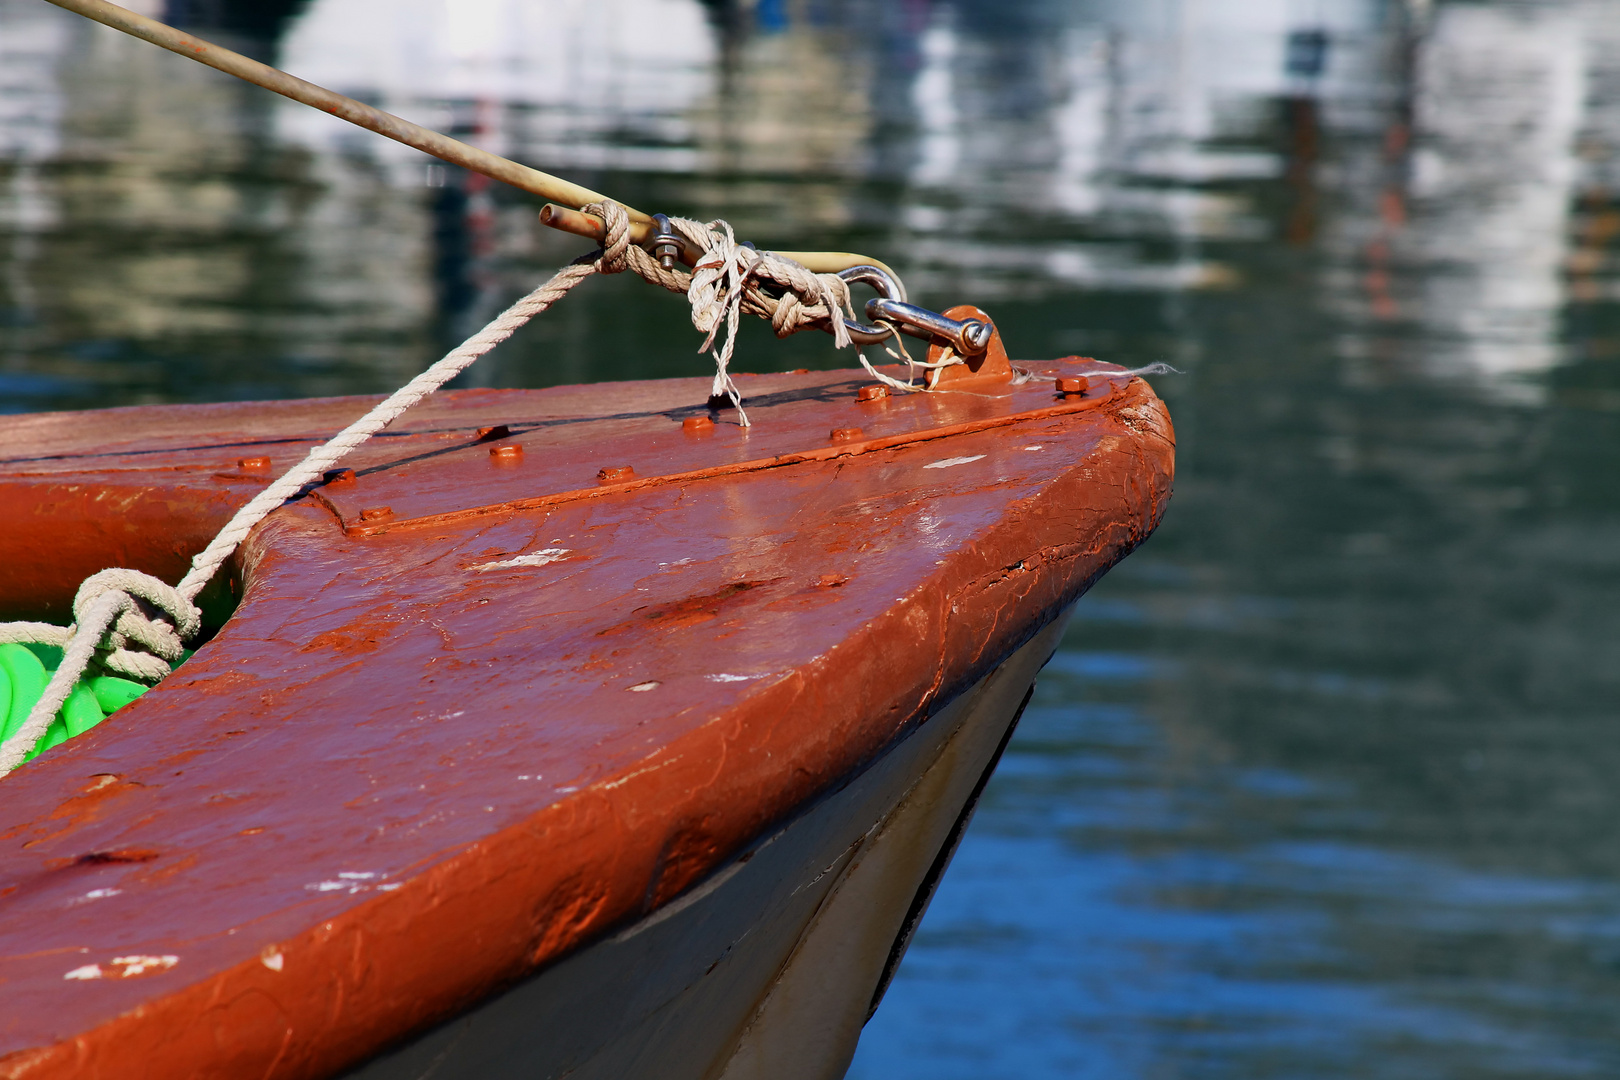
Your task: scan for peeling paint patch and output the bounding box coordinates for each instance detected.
[65,955,178,981]
[1023,444,1044,451]
[924,455,986,469]
[261,948,284,972]
[109,955,177,977]
[69,887,122,906]
[472,548,571,572]
[627,681,660,692]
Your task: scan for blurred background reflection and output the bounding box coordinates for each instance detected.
[5,0,1620,1075]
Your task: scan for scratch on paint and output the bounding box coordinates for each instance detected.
[601,756,680,791]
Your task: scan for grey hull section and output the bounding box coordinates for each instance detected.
[347,608,1071,1080]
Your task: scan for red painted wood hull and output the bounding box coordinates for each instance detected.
[0,361,1173,1078]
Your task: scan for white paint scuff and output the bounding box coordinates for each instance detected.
[69,887,121,906]
[924,455,986,469]
[306,871,387,895]
[65,955,179,981]
[472,548,571,572]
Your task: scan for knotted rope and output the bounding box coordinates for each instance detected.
[584,206,858,424]
[0,201,866,775]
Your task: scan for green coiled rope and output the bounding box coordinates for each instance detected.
[0,642,163,764]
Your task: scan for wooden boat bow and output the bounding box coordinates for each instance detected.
[0,354,1172,1079]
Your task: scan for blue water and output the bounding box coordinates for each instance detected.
[6,0,1620,1074]
[853,631,1620,1077]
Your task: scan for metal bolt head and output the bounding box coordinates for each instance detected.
[683,415,715,433]
[489,444,523,462]
[324,468,356,486]
[1056,376,1088,396]
[237,456,271,473]
[359,506,393,522]
[961,320,993,354]
[597,465,636,484]
[856,385,889,402]
[829,427,863,443]
[650,213,682,271]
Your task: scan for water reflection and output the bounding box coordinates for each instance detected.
[6,0,1620,1075]
[1326,2,1587,395]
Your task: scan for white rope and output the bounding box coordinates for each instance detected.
[684,218,760,424]
[854,320,965,394]
[635,214,858,426]
[0,200,874,775]
[172,257,602,602]
[0,623,73,648]
[1,591,129,774]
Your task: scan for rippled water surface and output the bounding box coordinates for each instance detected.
[6,0,1620,1075]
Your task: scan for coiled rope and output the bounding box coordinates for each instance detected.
[0,201,865,775]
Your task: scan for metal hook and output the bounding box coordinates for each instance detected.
[834,266,992,356]
[836,265,908,346]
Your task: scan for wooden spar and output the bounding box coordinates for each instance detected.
[41,0,898,279]
[537,205,901,279]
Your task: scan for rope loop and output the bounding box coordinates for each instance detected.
[73,569,201,680]
[583,200,633,274]
[569,206,866,425]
